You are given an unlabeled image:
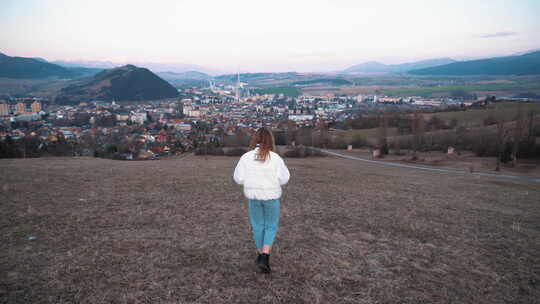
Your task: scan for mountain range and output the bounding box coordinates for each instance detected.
[54,65,179,105]
[54,60,219,75]
[409,51,540,75]
[157,71,211,81]
[0,52,101,79]
[2,50,540,84]
[343,58,457,74]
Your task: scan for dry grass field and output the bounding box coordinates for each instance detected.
[336,148,540,178]
[428,102,540,127]
[1,155,539,303]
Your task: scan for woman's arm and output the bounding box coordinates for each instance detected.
[277,157,290,185]
[233,157,246,185]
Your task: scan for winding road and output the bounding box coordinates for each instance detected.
[318,149,540,183]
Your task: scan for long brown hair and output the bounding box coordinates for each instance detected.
[249,127,276,162]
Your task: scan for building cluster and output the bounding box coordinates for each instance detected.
[0,87,482,159]
[0,97,45,118]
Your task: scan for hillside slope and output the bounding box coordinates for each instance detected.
[0,52,72,78]
[409,51,540,75]
[1,155,538,303]
[55,65,179,104]
[157,71,211,80]
[0,53,102,79]
[344,58,456,73]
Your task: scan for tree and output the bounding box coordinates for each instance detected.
[449,118,458,129]
[294,127,312,147]
[377,113,389,156]
[527,110,535,143]
[319,122,329,149]
[511,107,525,167]
[285,120,297,146]
[495,119,506,171]
[411,111,425,155]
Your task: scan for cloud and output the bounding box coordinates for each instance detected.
[475,32,517,38]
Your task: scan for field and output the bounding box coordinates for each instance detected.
[252,87,301,97]
[335,148,540,178]
[380,83,540,97]
[428,102,540,126]
[1,155,539,303]
[0,77,73,97]
[332,102,540,148]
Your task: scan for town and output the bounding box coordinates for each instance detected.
[0,80,497,160]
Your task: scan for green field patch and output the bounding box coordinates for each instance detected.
[253,87,301,97]
[381,83,540,97]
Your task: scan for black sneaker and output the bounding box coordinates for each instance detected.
[256,253,262,265]
[258,253,271,273]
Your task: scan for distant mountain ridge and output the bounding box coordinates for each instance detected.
[54,60,218,75]
[409,51,540,75]
[343,58,456,73]
[215,72,299,82]
[55,65,179,105]
[0,52,73,78]
[53,60,119,69]
[157,71,211,81]
[0,52,102,79]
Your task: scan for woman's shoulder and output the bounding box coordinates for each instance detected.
[269,151,283,161]
[240,149,256,159]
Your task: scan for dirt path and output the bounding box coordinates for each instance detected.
[320,149,540,183]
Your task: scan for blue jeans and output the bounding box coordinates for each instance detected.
[248,199,280,249]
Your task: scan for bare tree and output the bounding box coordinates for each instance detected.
[294,127,311,146]
[411,111,424,157]
[377,113,389,156]
[495,119,506,171]
[511,107,525,167]
[527,110,535,143]
[285,120,297,147]
[319,122,329,149]
[393,137,402,155]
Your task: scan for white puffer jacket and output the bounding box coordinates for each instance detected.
[233,148,290,200]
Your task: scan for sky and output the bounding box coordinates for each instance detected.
[1,0,539,73]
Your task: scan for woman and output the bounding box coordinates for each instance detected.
[233,127,290,273]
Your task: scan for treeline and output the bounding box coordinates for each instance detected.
[197,109,540,165]
[344,109,540,166]
[0,134,78,158]
[339,113,458,133]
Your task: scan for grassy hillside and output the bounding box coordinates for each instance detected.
[409,51,540,75]
[344,58,456,73]
[55,65,179,104]
[429,102,540,126]
[0,53,72,78]
[380,83,540,97]
[0,53,101,79]
[1,155,539,303]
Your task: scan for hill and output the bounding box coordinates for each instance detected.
[55,65,179,105]
[53,60,218,75]
[157,71,211,80]
[343,58,456,74]
[409,51,540,75]
[291,77,351,86]
[215,72,300,82]
[53,60,119,69]
[1,155,538,303]
[0,53,103,79]
[0,52,73,78]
